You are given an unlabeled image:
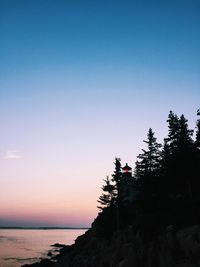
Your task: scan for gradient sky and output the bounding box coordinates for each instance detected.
[0,0,199,227]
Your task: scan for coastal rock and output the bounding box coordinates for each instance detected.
[21,259,55,267]
[21,224,200,267]
[50,243,66,248]
[47,252,53,257]
[53,224,200,267]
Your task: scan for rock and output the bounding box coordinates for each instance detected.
[38,259,55,267]
[21,259,55,267]
[51,243,66,248]
[22,223,200,267]
[47,251,53,257]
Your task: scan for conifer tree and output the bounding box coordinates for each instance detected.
[178,114,193,150]
[112,158,122,184]
[191,109,200,196]
[163,111,194,196]
[135,128,161,179]
[111,158,122,230]
[166,110,180,152]
[134,128,162,199]
[195,109,200,149]
[111,158,122,201]
[166,111,193,153]
[159,139,170,176]
[98,159,123,211]
[97,176,115,210]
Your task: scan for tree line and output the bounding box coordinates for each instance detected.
[97,109,200,212]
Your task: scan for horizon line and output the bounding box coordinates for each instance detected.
[0,226,89,229]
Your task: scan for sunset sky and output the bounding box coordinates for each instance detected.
[0,0,199,227]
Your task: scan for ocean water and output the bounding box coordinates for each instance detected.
[0,229,86,267]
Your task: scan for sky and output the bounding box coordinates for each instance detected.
[0,0,199,227]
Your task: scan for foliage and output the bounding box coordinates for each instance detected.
[97,176,116,210]
[134,128,161,179]
[97,109,200,225]
[195,109,200,149]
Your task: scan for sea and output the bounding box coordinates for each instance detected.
[0,228,87,267]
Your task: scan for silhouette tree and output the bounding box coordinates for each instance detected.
[190,109,200,196]
[97,158,122,211]
[112,158,122,184]
[165,111,193,153]
[178,114,194,150]
[111,158,122,202]
[163,111,194,197]
[135,128,162,179]
[195,108,200,149]
[165,111,181,153]
[160,139,170,172]
[134,128,162,198]
[97,176,116,210]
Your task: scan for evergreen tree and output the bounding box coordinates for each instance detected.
[97,176,115,210]
[163,111,194,197]
[134,128,162,199]
[111,158,122,202]
[98,158,123,210]
[166,111,193,153]
[166,110,180,152]
[112,158,122,184]
[111,158,123,231]
[195,108,200,149]
[191,109,200,196]
[135,128,162,179]
[159,138,170,177]
[178,114,193,150]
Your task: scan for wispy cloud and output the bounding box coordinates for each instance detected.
[4,150,22,160]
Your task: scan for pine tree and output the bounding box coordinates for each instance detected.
[97,176,116,210]
[163,111,194,197]
[160,138,170,175]
[108,158,124,233]
[97,158,123,211]
[166,111,193,153]
[191,109,200,196]
[111,158,122,202]
[135,128,162,179]
[134,128,162,199]
[166,110,180,152]
[112,158,122,185]
[178,114,193,150]
[195,108,200,149]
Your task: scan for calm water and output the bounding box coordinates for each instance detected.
[0,229,86,267]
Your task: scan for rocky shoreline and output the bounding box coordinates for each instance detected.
[21,242,75,267]
[21,223,200,267]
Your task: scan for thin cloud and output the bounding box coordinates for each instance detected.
[4,150,22,160]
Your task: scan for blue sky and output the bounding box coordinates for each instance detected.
[0,0,199,226]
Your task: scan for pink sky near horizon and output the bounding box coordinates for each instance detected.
[0,159,105,227]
